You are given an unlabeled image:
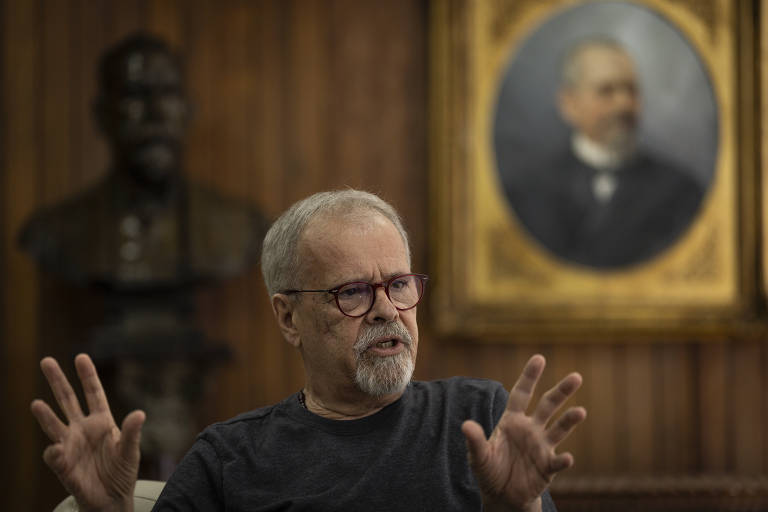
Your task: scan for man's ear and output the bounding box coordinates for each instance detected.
[272,294,302,348]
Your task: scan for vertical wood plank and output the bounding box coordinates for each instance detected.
[699,342,728,471]
[660,343,695,472]
[730,341,764,473]
[2,0,43,508]
[625,344,654,471]
[42,0,72,203]
[147,0,183,46]
[586,344,618,472]
[73,0,109,187]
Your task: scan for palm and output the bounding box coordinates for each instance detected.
[31,355,144,512]
[463,355,586,512]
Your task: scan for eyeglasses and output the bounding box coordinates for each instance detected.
[283,273,428,318]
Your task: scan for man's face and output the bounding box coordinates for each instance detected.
[290,213,419,400]
[559,46,640,152]
[98,48,189,184]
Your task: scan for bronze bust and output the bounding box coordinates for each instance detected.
[19,33,268,289]
[18,34,267,473]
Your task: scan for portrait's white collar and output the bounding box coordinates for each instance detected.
[572,133,634,173]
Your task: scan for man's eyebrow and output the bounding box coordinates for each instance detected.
[326,272,410,289]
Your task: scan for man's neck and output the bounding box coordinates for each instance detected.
[572,132,634,172]
[302,385,404,420]
[111,166,181,209]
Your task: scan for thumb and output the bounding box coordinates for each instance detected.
[120,409,146,464]
[461,419,489,468]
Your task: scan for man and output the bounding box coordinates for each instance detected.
[32,190,586,511]
[505,38,704,268]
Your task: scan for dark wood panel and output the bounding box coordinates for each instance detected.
[731,342,764,472]
[2,1,44,508]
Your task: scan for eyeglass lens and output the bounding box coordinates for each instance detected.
[336,275,424,316]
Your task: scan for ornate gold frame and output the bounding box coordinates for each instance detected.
[430,0,759,341]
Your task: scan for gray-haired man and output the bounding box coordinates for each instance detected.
[32,190,586,511]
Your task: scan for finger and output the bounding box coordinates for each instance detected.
[42,443,68,475]
[461,420,490,469]
[30,399,68,442]
[40,357,84,421]
[547,451,575,474]
[119,410,146,465]
[533,372,582,425]
[506,354,546,413]
[546,406,587,446]
[74,353,110,415]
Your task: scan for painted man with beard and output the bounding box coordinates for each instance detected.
[32,190,586,511]
[505,38,704,268]
[19,33,266,287]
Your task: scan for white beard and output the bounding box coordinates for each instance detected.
[353,322,415,397]
[355,349,414,397]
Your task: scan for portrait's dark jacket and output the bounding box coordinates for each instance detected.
[504,149,705,269]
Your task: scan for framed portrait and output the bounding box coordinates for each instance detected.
[430,0,759,340]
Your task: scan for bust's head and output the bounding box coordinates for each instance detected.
[95,33,190,186]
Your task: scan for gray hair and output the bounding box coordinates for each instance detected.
[561,37,631,89]
[261,190,411,296]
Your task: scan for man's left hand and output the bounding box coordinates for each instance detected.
[462,354,586,512]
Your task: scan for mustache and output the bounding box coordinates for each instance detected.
[605,111,637,128]
[354,322,413,354]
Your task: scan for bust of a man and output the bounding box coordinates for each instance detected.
[19,33,268,290]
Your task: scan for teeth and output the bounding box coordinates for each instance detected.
[377,340,395,348]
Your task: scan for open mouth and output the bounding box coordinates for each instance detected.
[376,339,398,349]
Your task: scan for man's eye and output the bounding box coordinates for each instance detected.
[390,279,408,290]
[340,286,365,297]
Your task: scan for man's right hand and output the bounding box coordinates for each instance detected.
[30,354,145,512]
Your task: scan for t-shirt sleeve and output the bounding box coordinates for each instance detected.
[152,437,224,511]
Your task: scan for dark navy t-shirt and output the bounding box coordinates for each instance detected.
[152,378,558,511]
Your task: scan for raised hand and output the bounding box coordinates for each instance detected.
[462,355,586,512]
[30,354,145,512]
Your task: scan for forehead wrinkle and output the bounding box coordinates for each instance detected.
[298,213,408,287]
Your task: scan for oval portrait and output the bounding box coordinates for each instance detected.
[493,1,718,269]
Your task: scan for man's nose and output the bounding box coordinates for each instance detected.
[365,287,398,323]
[614,85,638,110]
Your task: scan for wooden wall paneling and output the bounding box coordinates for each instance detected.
[2,1,43,508]
[256,1,308,405]
[183,0,215,186]
[699,342,728,471]
[107,0,143,38]
[659,344,695,472]
[75,0,109,186]
[730,341,764,473]
[41,0,73,204]
[147,0,183,47]
[764,341,768,473]
[586,344,618,472]
[203,2,249,419]
[326,0,370,189]
[0,0,6,500]
[285,0,329,200]
[624,345,655,471]
[255,0,287,214]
